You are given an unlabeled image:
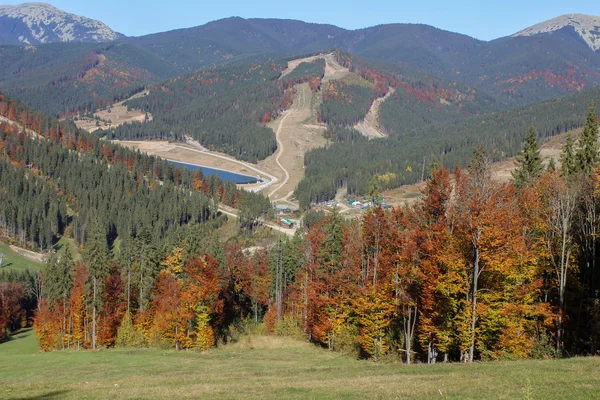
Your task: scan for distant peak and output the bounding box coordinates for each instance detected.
[0,2,122,44]
[513,13,600,51]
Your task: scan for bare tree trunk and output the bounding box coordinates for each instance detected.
[62,297,66,350]
[127,264,131,314]
[469,246,480,363]
[276,239,283,321]
[404,304,418,364]
[92,276,97,350]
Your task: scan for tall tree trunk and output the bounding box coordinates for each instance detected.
[469,246,480,363]
[557,213,571,353]
[127,263,131,314]
[92,276,97,351]
[404,304,418,364]
[62,297,66,350]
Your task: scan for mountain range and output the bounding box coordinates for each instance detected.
[0,3,598,116]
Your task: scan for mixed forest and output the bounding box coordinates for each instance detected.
[2,14,600,367]
[2,95,600,363]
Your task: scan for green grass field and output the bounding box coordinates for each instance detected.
[1,330,599,400]
[0,242,44,272]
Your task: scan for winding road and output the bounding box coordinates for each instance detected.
[268,112,292,197]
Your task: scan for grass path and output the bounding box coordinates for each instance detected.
[1,330,600,399]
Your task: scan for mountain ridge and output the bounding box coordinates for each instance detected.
[513,13,600,51]
[0,2,123,44]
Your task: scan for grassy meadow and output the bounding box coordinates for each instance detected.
[1,330,599,399]
[0,242,44,272]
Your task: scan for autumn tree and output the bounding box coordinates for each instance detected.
[43,247,73,349]
[454,148,522,362]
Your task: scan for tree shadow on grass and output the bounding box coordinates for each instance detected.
[0,328,33,344]
[14,390,71,400]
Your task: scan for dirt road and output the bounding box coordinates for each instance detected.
[262,83,327,202]
[354,87,395,138]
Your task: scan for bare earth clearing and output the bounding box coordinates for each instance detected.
[74,91,152,133]
[354,88,395,138]
[8,245,47,263]
[322,53,350,82]
[115,141,259,178]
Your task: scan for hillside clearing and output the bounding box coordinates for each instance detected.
[262,54,349,203]
[354,87,395,138]
[491,128,582,182]
[0,242,44,272]
[74,91,152,133]
[379,128,581,208]
[280,54,327,77]
[1,330,599,400]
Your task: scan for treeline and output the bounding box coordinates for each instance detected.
[32,221,276,350]
[28,110,600,361]
[295,85,600,208]
[0,269,39,341]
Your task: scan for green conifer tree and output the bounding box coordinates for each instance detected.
[575,102,600,176]
[134,227,158,312]
[512,126,543,187]
[85,220,109,350]
[547,158,557,173]
[560,134,577,178]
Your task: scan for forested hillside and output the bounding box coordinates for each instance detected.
[107,55,323,162]
[1,6,600,373]
[0,91,271,251]
[126,18,344,71]
[0,15,596,122]
[333,51,502,130]
[16,112,600,363]
[123,17,600,106]
[296,85,600,207]
[0,42,181,117]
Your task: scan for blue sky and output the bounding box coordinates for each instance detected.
[7,0,600,40]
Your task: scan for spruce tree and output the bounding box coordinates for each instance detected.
[547,158,557,173]
[512,126,543,187]
[560,134,577,178]
[85,220,109,350]
[134,227,158,312]
[575,102,600,176]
